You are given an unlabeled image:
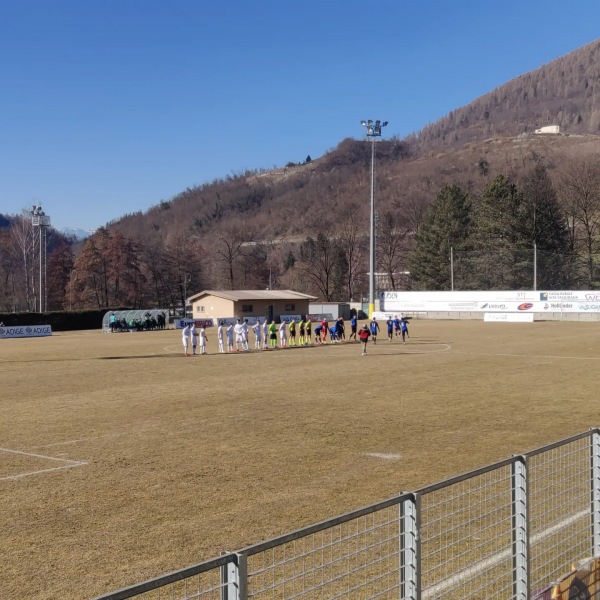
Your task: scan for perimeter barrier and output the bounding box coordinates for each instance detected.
[93,429,600,600]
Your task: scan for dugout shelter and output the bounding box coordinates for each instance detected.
[102,309,168,332]
[188,290,317,323]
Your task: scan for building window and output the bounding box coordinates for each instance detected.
[242,304,253,312]
[196,306,205,313]
[285,304,295,311]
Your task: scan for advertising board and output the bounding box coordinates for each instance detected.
[175,318,215,329]
[0,325,53,339]
[279,314,302,324]
[484,313,534,322]
[380,291,600,313]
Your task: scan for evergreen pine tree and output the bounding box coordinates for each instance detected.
[409,185,470,290]
[470,175,526,289]
[519,164,571,289]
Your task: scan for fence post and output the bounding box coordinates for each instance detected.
[221,553,247,600]
[591,429,600,556]
[512,456,529,600]
[400,493,420,600]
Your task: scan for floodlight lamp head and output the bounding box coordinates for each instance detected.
[361,120,366,126]
[382,121,388,127]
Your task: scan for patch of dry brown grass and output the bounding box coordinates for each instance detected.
[1,320,599,599]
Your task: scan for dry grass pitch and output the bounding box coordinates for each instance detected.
[1,319,599,599]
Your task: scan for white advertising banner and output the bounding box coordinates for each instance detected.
[0,324,52,339]
[380,291,600,313]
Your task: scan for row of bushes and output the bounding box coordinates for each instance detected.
[0,308,129,332]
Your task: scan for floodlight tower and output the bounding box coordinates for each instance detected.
[31,205,51,312]
[360,119,388,318]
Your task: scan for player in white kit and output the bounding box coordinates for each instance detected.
[279,320,288,348]
[252,320,262,349]
[199,326,208,354]
[217,321,225,353]
[242,319,250,351]
[234,319,245,351]
[190,323,198,355]
[182,323,191,356]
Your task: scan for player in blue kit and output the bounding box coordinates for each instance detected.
[386,318,394,342]
[394,315,401,338]
[369,318,380,344]
[349,315,358,341]
[401,317,409,344]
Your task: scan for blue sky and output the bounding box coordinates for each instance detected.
[1,1,599,232]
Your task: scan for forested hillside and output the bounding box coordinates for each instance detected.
[2,39,600,313]
[412,39,600,150]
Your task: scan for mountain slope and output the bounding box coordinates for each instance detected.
[413,39,600,151]
[106,39,600,245]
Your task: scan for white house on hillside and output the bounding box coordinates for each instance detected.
[534,125,560,134]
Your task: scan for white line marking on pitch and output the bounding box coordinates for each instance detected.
[399,343,452,355]
[39,433,121,448]
[422,509,587,597]
[0,447,88,482]
[364,453,402,460]
[455,350,600,361]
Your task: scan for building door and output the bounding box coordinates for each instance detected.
[267,304,274,322]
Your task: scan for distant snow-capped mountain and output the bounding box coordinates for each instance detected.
[60,227,92,240]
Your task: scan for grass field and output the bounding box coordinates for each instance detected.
[1,319,599,600]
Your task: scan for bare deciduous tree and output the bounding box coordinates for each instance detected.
[376,211,409,290]
[558,158,600,287]
[336,206,366,301]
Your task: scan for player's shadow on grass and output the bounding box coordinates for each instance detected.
[370,350,442,356]
[100,354,182,360]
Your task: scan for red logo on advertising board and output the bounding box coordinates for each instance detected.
[517,303,533,311]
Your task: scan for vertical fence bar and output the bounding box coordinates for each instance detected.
[221,553,247,600]
[591,429,600,556]
[450,247,454,292]
[400,493,420,600]
[512,456,528,600]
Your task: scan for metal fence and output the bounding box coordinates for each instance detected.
[92,429,600,600]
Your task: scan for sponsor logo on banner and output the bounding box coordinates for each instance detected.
[481,303,507,310]
[176,318,215,329]
[517,303,534,310]
[541,291,588,301]
[381,291,398,300]
[578,304,600,311]
[0,325,52,338]
[544,303,573,310]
